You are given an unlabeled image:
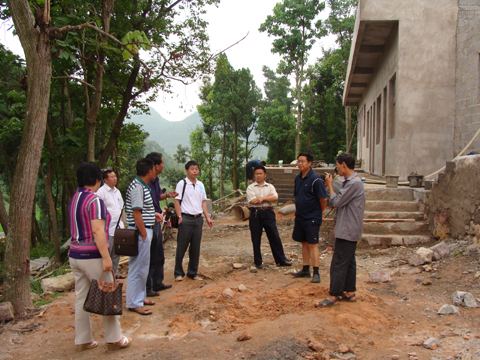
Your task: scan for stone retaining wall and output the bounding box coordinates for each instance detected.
[426,154,480,241]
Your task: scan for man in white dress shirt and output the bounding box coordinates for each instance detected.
[96,170,125,278]
[246,166,291,269]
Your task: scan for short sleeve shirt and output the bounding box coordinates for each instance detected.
[125,176,155,227]
[175,177,207,215]
[68,187,111,259]
[294,168,327,224]
[246,182,278,208]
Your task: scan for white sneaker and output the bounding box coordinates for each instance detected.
[174,276,184,282]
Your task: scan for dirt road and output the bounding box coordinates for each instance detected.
[1,217,480,360]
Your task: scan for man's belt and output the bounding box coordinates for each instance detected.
[182,213,203,219]
[248,207,274,211]
[128,225,154,229]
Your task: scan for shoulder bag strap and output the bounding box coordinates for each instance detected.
[179,179,187,205]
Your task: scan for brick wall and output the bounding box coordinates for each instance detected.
[455,1,480,155]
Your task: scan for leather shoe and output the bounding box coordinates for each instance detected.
[154,284,172,292]
[277,261,292,267]
[311,273,321,283]
[255,264,263,269]
[291,270,311,278]
[146,291,160,297]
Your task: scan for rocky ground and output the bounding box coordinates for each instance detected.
[1,215,480,360]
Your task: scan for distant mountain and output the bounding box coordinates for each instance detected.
[129,107,267,159]
[129,108,201,155]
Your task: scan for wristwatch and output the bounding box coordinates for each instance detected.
[178,215,182,218]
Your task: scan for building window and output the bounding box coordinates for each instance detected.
[376,94,381,145]
[366,110,370,148]
[388,74,396,139]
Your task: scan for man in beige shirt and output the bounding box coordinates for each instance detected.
[246,166,291,269]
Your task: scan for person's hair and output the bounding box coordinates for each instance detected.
[146,152,163,165]
[77,162,102,187]
[185,160,199,170]
[297,152,313,163]
[136,158,155,176]
[254,166,266,174]
[260,161,266,166]
[102,169,114,181]
[336,152,355,170]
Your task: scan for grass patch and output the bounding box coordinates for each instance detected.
[33,292,65,307]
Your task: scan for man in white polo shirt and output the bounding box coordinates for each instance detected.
[96,169,125,278]
[173,160,213,281]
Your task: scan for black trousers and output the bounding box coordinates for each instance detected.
[146,221,165,292]
[249,209,287,266]
[174,215,203,278]
[329,238,357,297]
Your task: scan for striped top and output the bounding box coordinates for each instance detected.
[68,187,111,259]
[125,176,155,227]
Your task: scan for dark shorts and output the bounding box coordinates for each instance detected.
[292,220,321,244]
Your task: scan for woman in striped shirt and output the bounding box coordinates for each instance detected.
[68,162,132,351]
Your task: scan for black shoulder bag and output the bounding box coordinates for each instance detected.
[170,179,187,229]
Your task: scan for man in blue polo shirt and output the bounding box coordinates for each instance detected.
[291,152,327,283]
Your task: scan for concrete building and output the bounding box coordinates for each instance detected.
[343,0,480,180]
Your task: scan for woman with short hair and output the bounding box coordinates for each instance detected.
[68,162,132,351]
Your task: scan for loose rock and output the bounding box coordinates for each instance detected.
[411,247,433,266]
[238,284,247,292]
[0,302,14,322]
[237,333,252,341]
[463,293,478,308]
[430,241,450,260]
[250,266,258,273]
[222,288,234,298]
[368,271,391,283]
[308,341,325,352]
[438,304,459,315]
[233,263,243,269]
[452,291,467,306]
[338,344,350,353]
[41,272,75,293]
[423,337,440,349]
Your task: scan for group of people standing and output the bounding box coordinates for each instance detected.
[245,152,365,307]
[68,153,212,351]
[67,151,364,352]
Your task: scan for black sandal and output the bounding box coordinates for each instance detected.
[314,298,339,308]
[338,293,357,302]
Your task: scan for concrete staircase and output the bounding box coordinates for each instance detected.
[361,188,433,247]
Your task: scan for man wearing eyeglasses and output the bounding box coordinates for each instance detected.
[291,152,327,283]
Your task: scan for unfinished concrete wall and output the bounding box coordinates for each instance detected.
[426,154,480,241]
[352,0,458,180]
[454,0,480,155]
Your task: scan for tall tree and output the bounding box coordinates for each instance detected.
[213,59,261,190]
[2,0,54,314]
[259,0,326,158]
[257,66,296,164]
[324,0,358,151]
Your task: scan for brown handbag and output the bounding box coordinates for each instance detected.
[83,270,123,316]
[113,209,139,256]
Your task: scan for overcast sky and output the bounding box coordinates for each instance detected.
[0,0,337,121]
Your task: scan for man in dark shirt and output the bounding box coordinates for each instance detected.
[291,152,327,283]
[145,152,178,297]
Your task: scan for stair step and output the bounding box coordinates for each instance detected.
[364,188,414,201]
[362,221,430,235]
[365,201,420,212]
[364,211,424,221]
[361,234,434,247]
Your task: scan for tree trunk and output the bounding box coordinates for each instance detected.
[30,198,37,249]
[98,64,140,168]
[345,106,352,153]
[295,68,302,158]
[307,123,312,153]
[208,141,213,200]
[219,121,226,198]
[41,126,61,262]
[85,0,114,162]
[4,0,52,315]
[232,122,238,191]
[0,187,8,235]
